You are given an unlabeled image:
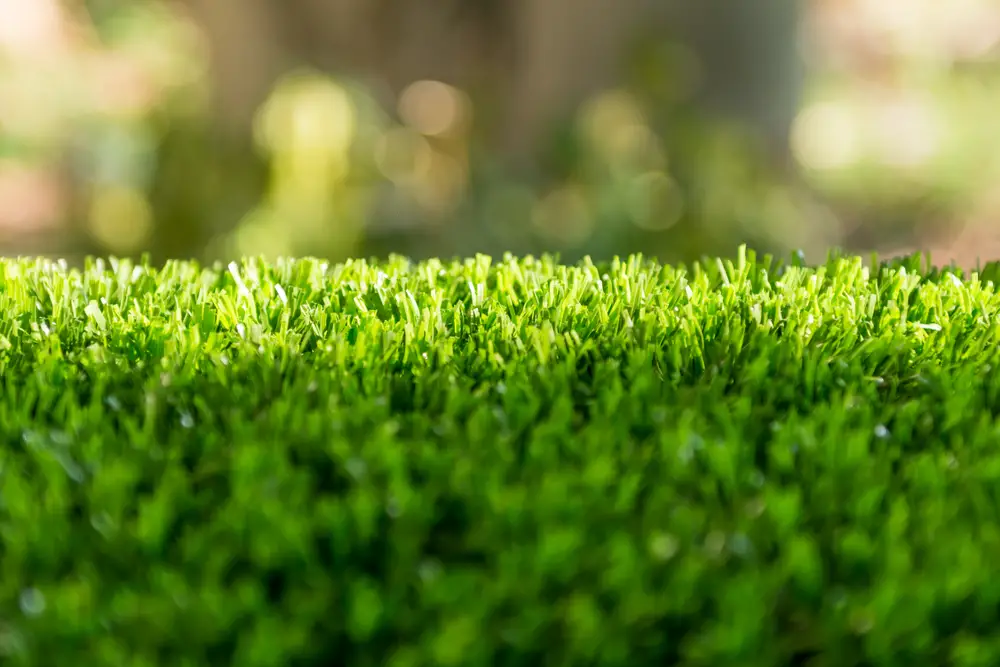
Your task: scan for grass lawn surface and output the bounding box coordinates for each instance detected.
[1,247,999,666]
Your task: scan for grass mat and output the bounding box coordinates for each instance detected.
[1,247,1000,666]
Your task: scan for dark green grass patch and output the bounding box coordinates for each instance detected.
[2,247,1000,666]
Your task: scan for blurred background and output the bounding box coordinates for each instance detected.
[1,0,999,268]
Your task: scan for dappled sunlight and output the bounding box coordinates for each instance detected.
[237,72,363,258]
[0,0,998,264]
[0,0,205,258]
[793,93,944,172]
[796,0,1000,253]
[578,90,660,171]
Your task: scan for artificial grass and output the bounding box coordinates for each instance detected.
[2,247,1000,666]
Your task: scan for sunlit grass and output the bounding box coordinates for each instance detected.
[2,247,1000,665]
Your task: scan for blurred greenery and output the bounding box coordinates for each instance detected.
[1,0,999,266]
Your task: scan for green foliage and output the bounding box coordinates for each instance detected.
[1,247,1000,666]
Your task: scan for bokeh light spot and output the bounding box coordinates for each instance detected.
[792,102,861,170]
[375,128,434,184]
[578,90,650,164]
[531,186,594,246]
[627,171,684,231]
[87,186,153,253]
[398,80,469,137]
[254,72,356,161]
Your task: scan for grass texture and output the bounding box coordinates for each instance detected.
[2,247,1000,666]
